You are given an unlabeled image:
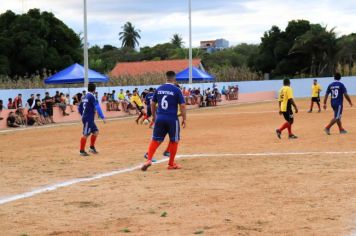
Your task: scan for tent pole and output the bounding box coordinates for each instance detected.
[188,0,193,85]
[83,0,89,89]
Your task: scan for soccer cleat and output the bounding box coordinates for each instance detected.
[80,150,89,157]
[340,129,348,134]
[275,129,281,139]
[163,151,170,157]
[167,163,182,170]
[324,128,331,135]
[318,110,321,113]
[89,146,98,154]
[308,110,312,113]
[288,134,298,139]
[141,161,152,171]
[144,153,157,162]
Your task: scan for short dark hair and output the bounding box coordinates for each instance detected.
[88,83,96,92]
[166,71,176,79]
[283,78,290,86]
[149,87,154,92]
[36,94,40,97]
[334,72,341,81]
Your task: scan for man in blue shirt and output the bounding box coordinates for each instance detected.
[144,87,155,128]
[141,71,187,171]
[78,83,105,156]
[323,73,353,135]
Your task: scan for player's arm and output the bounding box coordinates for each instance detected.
[290,98,298,113]
[180,103,187,128]
[323,87,331,110]
[278,101,282,115]
[150,101,157,122]
[345,93,353,107]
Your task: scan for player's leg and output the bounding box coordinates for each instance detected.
[325,105,340,135]
[163,142,171,157]
[89,125,99,154]
[287,116,297,139]
[80,121,90,156]
[141,119,167,171]
[335,106,347,134]
[167,119,181,169]
[316,98,321,112]
[276,112,291,139]
[308,98,314,112]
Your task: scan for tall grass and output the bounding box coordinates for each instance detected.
[0,66,262,89]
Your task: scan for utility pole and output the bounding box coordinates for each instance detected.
[83,0,89,88]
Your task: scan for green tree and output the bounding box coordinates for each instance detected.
[170,34,184,48]
[337,34,356,76]
[119,22,141,49]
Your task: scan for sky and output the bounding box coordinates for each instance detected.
[0,0,355,48]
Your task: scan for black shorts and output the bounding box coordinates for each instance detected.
[312,97,320,102]
[282,110,294,122]
[47,107,53,116]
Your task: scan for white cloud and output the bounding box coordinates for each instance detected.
[0,0,355,47]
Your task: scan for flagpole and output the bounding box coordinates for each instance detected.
[188,0,193,84]
[83,0,89,88]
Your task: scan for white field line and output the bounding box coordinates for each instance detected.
[1,150,356,206]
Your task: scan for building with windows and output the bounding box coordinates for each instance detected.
[200,38,229,53]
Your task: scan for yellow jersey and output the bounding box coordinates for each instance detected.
[118,93,125,100]
[311,84,321,98]
[279,86,294,112]
[130,95,143,107]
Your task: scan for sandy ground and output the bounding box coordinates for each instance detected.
[0,99,356,235]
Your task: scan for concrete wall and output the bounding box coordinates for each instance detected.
[1,76,355,106]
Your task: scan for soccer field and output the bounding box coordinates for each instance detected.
[1,99,356,235]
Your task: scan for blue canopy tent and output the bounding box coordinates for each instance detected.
[45,63,109,84]
[176,67,215,82]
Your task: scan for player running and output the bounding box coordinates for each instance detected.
[276,78,299,139]
[144,87,155,128]
[323,73,353,135]
[308,79,322,113]
[141,71,187,171]
[78,83,105,156]
[130,90,146,124]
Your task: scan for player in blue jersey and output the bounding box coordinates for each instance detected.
[144,87,155,128]
[141,71,187,171]
[78,83,105,156]
[323,73,353,135]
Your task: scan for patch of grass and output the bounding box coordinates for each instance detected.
[160,212,168,217]
[121,228,131,233]
[194,230,204,234]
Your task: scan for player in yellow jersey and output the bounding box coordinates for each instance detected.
[308,79,322,113]
[130,90,146,124]
[276,79,299,139]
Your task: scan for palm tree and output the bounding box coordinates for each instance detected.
[170,34,184,48]
[119,22,141,49]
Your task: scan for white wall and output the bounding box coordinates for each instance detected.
[1,76,355,106]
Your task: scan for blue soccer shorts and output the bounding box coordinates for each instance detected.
[152,118,180,142]
[82,120,98,136]
[332,104,343,120]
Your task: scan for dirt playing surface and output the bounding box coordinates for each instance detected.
[1,99,356,235]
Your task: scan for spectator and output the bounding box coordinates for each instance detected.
[58,93,69,116]
[44,92,55,123]
[0,100,3,120]
[34,94,47,124]
[72,93,80,105]
[141,89,148,100]
[66,94,74,112]
[26,94,36,109]
[54,91,61,104]
[82,90,87,98]
[111,90,120,111]
[7,98,14,109]
[101,93,108,103]
[221,86,228,100]
[27,109,43,126]
[41,98,51,124]
[182,87,192,105]
[7,112,21,128]
[15,108,27,126]
[13,94,23,109]
[118,89,128,112]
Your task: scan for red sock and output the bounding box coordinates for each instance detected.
[90,135,97,147]
[80,137,87,151]
[168,142,178,166]
[287,123,292,135]
[165,142,171,153]
[279,122,289,132]
[147,140,160,161]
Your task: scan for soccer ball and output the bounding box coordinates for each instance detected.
[143,119,150,125]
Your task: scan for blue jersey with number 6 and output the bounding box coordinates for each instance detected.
[152,83,185,120]
[326,81,347,107]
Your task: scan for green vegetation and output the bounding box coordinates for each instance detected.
[0,9,355,89]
